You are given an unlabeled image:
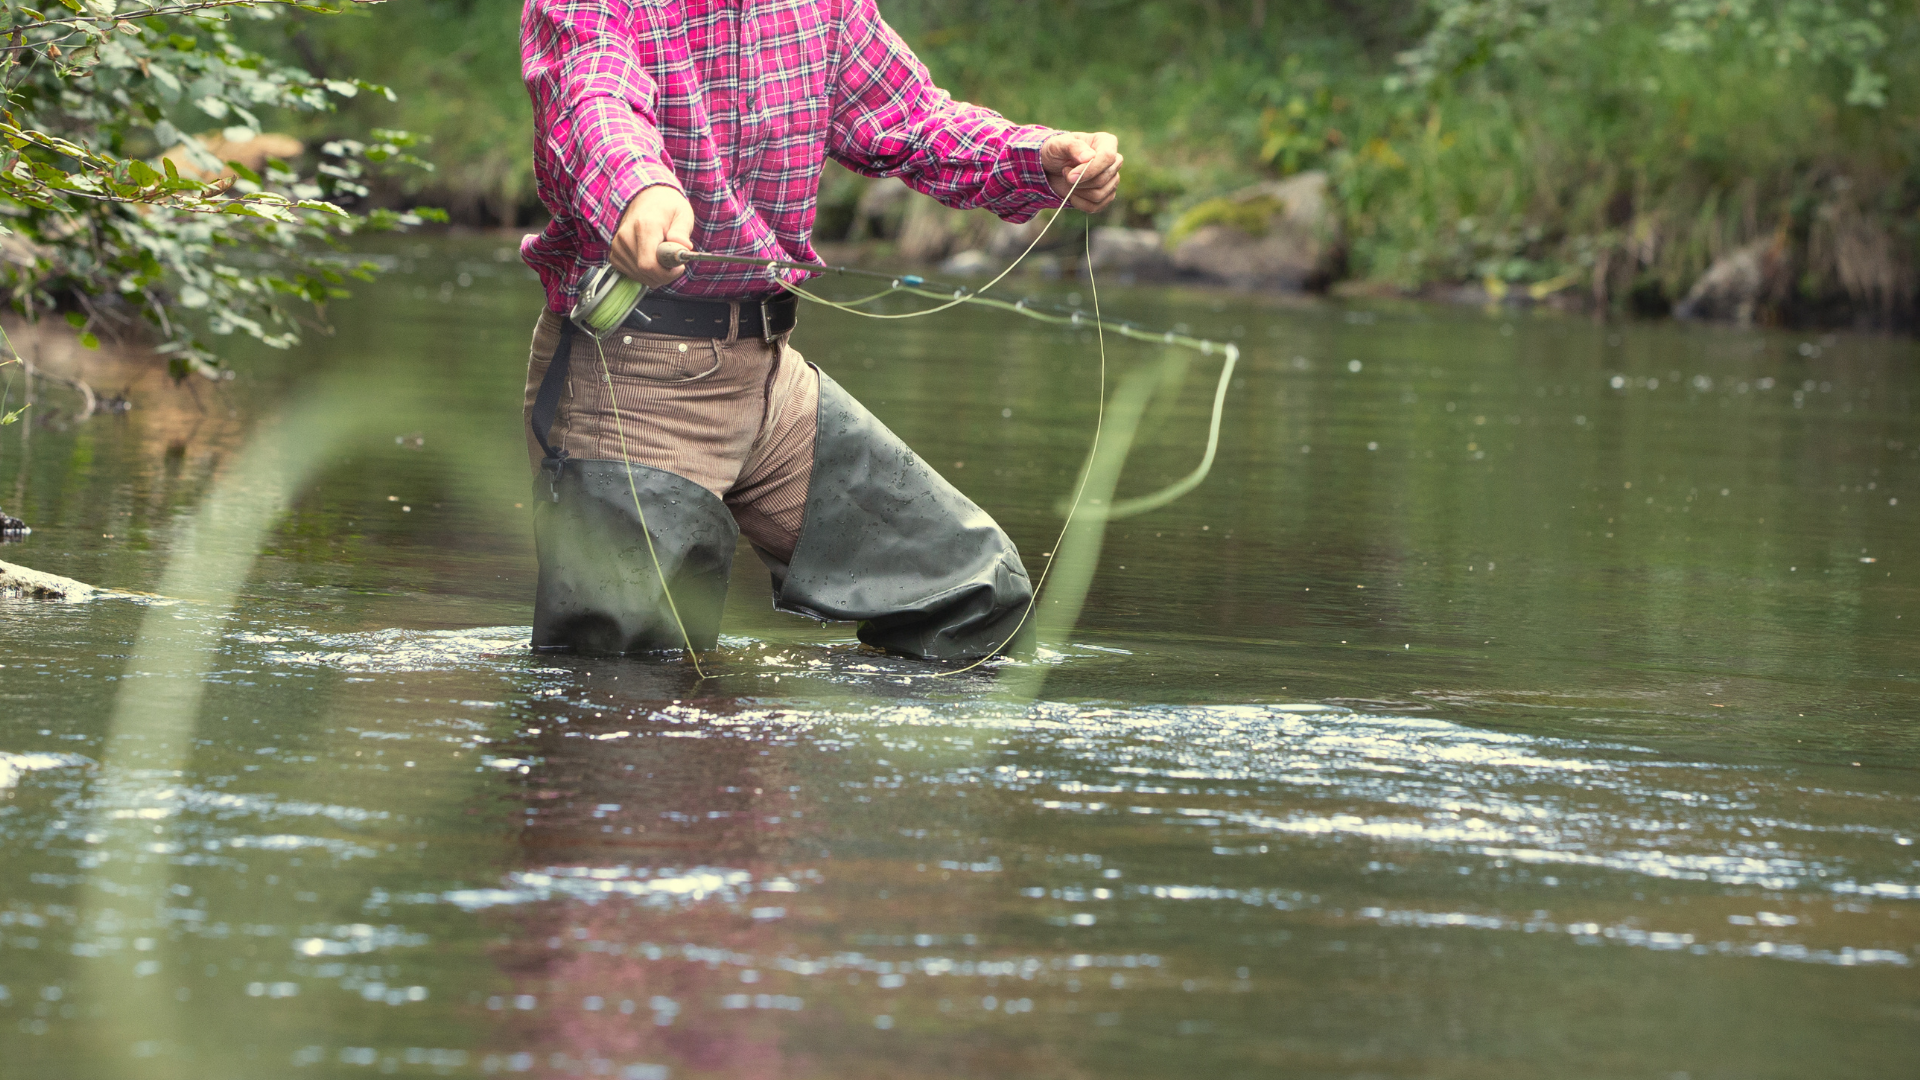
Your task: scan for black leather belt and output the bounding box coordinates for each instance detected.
[624,291,798,341]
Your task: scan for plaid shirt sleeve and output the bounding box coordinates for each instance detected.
[827,1,1059,223]
[522,0,684,244]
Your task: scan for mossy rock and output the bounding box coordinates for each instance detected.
[1167,171,1343,291]
[1166,195,1288,248]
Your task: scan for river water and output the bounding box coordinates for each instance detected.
[1,235,1915,1078]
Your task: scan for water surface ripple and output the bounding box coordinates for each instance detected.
[1,236,1915,1077]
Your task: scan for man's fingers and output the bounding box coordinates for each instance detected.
[1071,151,1121,187]
[1076,170,1119,197]
[1073,132,1118,174]
[664,201,695,248]
[1069,147,1110,181]
[1069,156,1109,185]
[1067,137,1121,211]
[1072,191,1117,213]
[1070,172,1122,212]
[610,186,695,287]
[633,219,690,287]
[1084,158,1121,190]
[1044,132,1123,207]
[658,206,693,282]
[634,219,667,283]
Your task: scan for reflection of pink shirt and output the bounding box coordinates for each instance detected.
[521,0,1059,309]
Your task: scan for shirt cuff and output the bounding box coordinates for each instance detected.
[1007,126,1054,195]
[586,159,684,246]
[989,125,1061,223]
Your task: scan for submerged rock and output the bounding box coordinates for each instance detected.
[1674,236,1789,324]
[0,560,95,601]
[1168,171,1343,290]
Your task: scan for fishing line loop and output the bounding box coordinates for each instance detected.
[922,220,1110,680]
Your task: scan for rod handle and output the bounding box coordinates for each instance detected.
[656,241,692,269]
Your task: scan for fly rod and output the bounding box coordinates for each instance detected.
[575,241,1236,360]
[572,240,1238,525]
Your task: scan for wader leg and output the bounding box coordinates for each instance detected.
[773,371,1033,661]
[532,459,738,655]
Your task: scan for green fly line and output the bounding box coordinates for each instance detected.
[582,171,1240,677]
[673,193,1243,525]
[922,224,1109,679]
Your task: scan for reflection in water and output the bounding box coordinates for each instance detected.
[479,680,804,1078]
[1,237,1916,1077]
[473,674,1168,1079]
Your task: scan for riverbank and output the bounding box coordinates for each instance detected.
[255,1,1917,333]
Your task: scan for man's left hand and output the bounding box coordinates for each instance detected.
[1042,131,1122,213]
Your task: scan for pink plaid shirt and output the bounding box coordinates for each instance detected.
[520,0,1060,308]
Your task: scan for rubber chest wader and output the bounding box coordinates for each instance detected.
[527,319,1034,661]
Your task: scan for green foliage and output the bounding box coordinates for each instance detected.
[0,0,438,380]
[1341,0,1915,305]
[882,3,1416,189]
[885,1,1915,314]
[1114,162,1187,231]
[1390,0,1890,104]
[1253,68,1347,178]
[1652,0,1889,106]
[219,0,1915,319]
[238,0,532,223]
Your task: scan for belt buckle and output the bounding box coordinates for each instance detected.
[759,298,775,343]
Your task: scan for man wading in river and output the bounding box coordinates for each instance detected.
[519,0,1120,660]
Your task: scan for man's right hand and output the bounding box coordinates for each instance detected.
[610,184,695,287]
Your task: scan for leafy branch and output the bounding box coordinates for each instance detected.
[0,0,440,379]
[5,0,370,40]
[0,348,23,424]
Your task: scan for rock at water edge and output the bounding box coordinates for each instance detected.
[1673,237,1789,324]
[1089,228,1174,281]
[0,560,97,601]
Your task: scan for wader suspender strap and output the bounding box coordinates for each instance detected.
[530,318,576,497]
